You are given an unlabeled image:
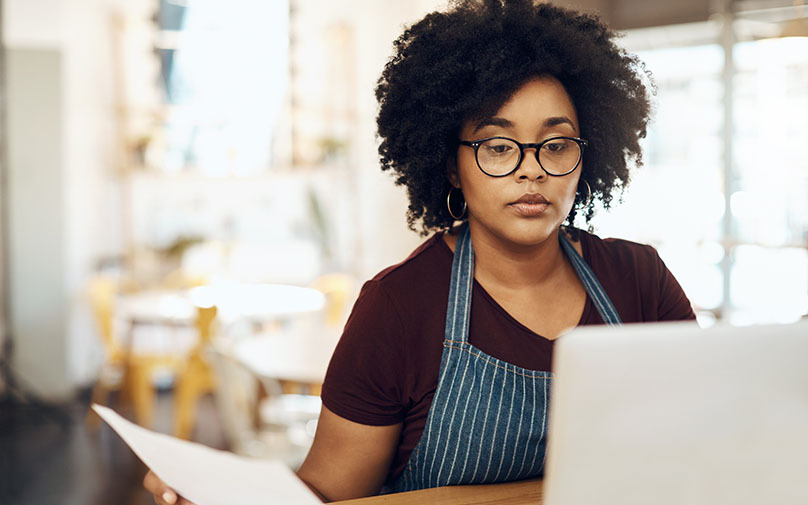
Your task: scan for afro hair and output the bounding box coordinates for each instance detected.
[375,0,653,235]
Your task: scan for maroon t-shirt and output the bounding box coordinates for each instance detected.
[321,230,695,484]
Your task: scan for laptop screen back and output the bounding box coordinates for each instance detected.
[544,320,808,505]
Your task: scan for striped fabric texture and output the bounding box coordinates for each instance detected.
[558,233,622,325]
[390,225,621,492]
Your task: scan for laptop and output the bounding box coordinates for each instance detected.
[543,320,808,505]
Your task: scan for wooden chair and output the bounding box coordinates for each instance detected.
[173,305,218,439]
[207,341,261,454]
[312,272,355,328]
[207,340,320,469]
[86,276,184,428]
[88,276,215,432]
[86,276,128,428]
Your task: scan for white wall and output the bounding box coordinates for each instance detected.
[5,47,70,398]
[4,0,130,399]
[2,0,62,48]
[4,0,68,399]
[62,0,132,388]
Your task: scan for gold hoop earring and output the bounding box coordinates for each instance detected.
[447,187,467,220]
[575,179,592,210]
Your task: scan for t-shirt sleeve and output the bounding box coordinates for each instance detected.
[320,279,408,426]
[647,245,697,321]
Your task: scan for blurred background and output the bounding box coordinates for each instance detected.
[0,0,806,504]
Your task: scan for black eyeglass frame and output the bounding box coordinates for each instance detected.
[458,136,588,178]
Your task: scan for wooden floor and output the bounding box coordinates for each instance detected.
[0,388,227,505]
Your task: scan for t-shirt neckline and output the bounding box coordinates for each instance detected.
[436,229,594,341]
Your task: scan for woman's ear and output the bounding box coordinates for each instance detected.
[446,157,460,188]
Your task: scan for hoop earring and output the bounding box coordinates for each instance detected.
[575,179,592,210]
[447,187,467,220]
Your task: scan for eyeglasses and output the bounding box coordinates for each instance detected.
[458,136,588,177]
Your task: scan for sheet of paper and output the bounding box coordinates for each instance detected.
[92,404,321,505]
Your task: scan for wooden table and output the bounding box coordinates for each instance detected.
[333,479,543,505]
[193,283,325,323]
[233,330,339,385]
[116,289,196,326]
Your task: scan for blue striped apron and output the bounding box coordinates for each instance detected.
[390,225,621,492]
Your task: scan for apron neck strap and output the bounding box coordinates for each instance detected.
[559,233,622,325]
[445,224,475,344]
[445,226,622,344]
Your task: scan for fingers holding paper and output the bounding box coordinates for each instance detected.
[144,470,197,505]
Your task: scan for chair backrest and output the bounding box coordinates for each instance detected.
[207,342,261,454]
[87,276,123,360]
[312,273,355,327]
[195,305,218,344]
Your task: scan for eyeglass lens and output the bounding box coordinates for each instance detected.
[476,138,581,176]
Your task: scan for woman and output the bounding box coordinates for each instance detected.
[145,0,695,503]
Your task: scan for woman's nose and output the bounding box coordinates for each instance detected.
[514,148,546,181]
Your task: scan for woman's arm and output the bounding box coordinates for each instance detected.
[297,405,402,502]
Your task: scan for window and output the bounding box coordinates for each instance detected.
[155,0,290,175]
[591,17,808,325]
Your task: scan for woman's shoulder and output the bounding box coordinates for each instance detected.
[353,232,453,312]
[368,231,453,285]
[574,227,662,267]
[337,232,451,366]
[572,228,695,322]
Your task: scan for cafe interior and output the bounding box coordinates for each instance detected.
[1,0,806,504]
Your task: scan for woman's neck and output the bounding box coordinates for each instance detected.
[447,222,570,290]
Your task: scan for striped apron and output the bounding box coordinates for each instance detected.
[390,225,621,492]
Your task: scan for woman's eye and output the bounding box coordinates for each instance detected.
[543,140,568,154]
[483,142,514,155]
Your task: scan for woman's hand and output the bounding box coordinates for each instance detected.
[143,470,196,505]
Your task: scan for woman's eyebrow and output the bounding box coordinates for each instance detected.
[472,117,514,133]
[473,115,577,133]
[544,116,577,131]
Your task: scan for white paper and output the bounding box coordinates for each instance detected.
[92,404,321,505]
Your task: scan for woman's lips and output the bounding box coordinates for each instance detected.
[509,194,550,216]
